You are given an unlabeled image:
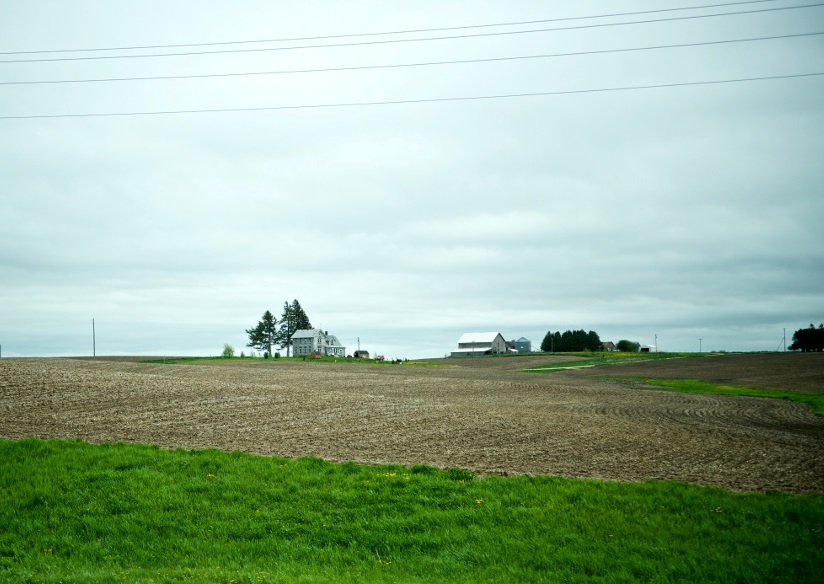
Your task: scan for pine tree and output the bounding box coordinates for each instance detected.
[291,299,312,331]
[542,329,603,352]
[275,300,313,357]
[540,331,553,352]
[246,310,277,357]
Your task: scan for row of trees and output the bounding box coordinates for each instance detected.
[246,300,312,357]
[789,324,824,352]
[539,330,643,353]
[540,330,602,352]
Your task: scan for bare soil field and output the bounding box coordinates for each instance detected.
[1,353,822,494]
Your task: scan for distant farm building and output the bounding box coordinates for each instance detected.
[602,341,617,352]
[291,329,346,357]
[451,332,508,356]
[353,350,370,358]
[513,337,531,353]
[640,345,657,353]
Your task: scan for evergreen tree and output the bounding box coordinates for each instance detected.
[586,330,602,352]
[291,299,312,331]
[246,310,277,357]
[542,329,603,352]
[276,299,312,357]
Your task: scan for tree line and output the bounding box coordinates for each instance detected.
[246,300,311,357]
[540,330,602,352]
[540,330,642,353]
[789,323,824,352]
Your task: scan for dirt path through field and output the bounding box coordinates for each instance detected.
[1,354,822,494]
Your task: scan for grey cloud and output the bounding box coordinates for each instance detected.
[1,1,822,358]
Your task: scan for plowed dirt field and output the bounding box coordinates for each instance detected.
[1,353,822,494]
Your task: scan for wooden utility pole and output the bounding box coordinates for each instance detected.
[92,318,96,358]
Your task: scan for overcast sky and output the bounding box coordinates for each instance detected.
[1,1,822,359]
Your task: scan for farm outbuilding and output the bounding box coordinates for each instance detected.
[513,337,531,353]
[353,350,370,358]
[451,332,508,356]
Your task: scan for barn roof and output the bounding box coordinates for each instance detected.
[458,332,502,344]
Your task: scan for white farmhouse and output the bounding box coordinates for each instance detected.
[291,329,346,357]
[451,332,508,356]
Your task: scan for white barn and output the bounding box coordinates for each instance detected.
[451,332,508,356]
[291,329,346,357]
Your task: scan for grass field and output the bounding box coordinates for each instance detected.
[2,438,823,583]
[518,352,824,416]
[2,353,823,581]
[520,351,713,372]
[619,378,824,417]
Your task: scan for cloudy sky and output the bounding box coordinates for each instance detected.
[1,0,822,359]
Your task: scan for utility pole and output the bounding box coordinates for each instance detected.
[92,318,96,358]
[783,328,786,352]
[699,338,702,353]
[654,334,658,352]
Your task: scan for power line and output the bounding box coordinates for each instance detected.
[2,32,820,86]
[2,3,822,64]
[2,72,820,120]
[0,0,785,55]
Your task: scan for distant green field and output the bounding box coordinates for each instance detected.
[2,439,822,583]
[521,351,709,372]
[621,378,824,417]
[520,352,824,417]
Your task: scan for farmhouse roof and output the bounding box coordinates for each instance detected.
[291,329,318,339]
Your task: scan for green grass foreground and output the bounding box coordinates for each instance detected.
[1,440,822,583]
[622,378,824,417]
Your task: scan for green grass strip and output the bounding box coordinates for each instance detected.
[1,439,823,583]
[620,378,824,417]
[522,352,709,372]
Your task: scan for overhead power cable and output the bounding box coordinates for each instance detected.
[1,72,821,120]
[2,32,821,86]
[0,0,785,55]
[2,3,822,64]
